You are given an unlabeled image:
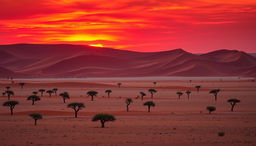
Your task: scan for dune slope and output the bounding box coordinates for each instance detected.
[0,44,255,77]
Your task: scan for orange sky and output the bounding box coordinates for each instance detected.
[0,0,256,52]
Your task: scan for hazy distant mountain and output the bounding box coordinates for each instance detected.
[0,44,255,78]
[250,53,256,57]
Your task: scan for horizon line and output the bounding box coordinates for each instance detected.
[0,43,255,54]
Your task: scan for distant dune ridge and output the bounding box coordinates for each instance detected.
[0,44,255,78]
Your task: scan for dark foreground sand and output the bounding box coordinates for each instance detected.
[0,78,255,146]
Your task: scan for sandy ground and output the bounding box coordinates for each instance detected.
[0,78,256,146]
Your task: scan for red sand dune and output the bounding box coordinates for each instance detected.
[0,66,16,76]
[0,44,255,77]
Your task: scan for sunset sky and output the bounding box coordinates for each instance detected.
[0,0,256,52]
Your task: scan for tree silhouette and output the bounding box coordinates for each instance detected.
[3,100,19,115]
[195,85,201,92]
[143,101,155,112]
[92,113,116,128]
[52,88,58,96]
[59,92,70,103]
[206,106,216,114]
[87,91,98,101]
[18,82,26,89]
[2,92,6,97]
[5,86,11,90]
[67,102,85,118]
[176,91,183,99]
[27,95,41,105]
[32,91,38,95]
[38,89,45,97]
[105,90,112,98]
[140,92,146,100]
[185,90,191,100]
[46,90,54,97]
[153,82,157,87]
[6,90,14,100]
[117,83,122,88]
[209,89,220,101]
[125,98,133,112]
[227,98,240,112]
[148,89,157,98]
[29,113,43,126]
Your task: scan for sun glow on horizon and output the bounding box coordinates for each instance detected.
[89,44,104,47]
[61,34,117,42]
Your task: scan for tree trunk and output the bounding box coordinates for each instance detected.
[209,111,211,114]
[178,95,181,99]
[231,104,235,112]
[101,121,105,128]
[49,94,51,97]
[214,95,217,101]
[148,106,151,112]
[141,96,144,101]
[8,95,10,100]
[10,107,13,115]
[75,111,78,118]
[41,93,43,97]
[126,105,129,112]
[91,96,94,101]
[187,95,190,100]
[32,100,35,105]
[34,119,37,126]
[151,93,153,98]
[108,93,110,98]
[63,98,66,103]
[197,88,199,92]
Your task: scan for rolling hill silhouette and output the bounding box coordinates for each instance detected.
[0,44,255,78]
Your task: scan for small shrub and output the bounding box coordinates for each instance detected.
[218,132,225,137]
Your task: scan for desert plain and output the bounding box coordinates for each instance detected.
[0,77,255,146]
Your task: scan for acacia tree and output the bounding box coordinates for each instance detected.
[227,98,241,112]
[46,90,54,97]
[29,113,43,126]
[27,95,41,105]
[176,91,183,99]
[105,90,112,98]
[32,91,38,95]
[3,100,19,115]
[6,90,14,100]
[125,98,133,112]
[117,83,122,88]
[92,113,116,128]
[206,106,216,114]
[195,85,201,92]
[5,86,11,91]
[59,92,70,103]
[140,92,146,100]
[52,88,58,96]
[67,102,85,118]
[2,92,6,97]
[148,89,157,98]
[209,89,220,101]
[143,101,155,112]
[87,91,98,101]
[185,90,191,100]
[38,89,45,97]
[153,82,157,87]
[18,82,26,89]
